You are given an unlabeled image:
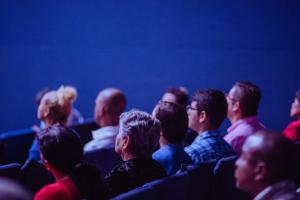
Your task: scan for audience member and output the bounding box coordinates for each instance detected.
[283,90,300,142]
[184,89,235,165]
[105,110,166,197]
[224,81,265,155]
[28,86,79,161]
[235,131,300,200]
[161,86,197,146]
[84,88,126,152]
[152,101,191,175]
[35,87,84,128]
[35,125,107,200]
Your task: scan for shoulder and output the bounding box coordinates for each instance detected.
[34,183,63,200]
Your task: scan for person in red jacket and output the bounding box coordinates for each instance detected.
[34,125,107,200]
[283,90,300,142]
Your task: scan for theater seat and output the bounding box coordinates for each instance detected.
[83,147,122,178]
[70,119,99,145]
[212,156,251,200]
[0,128,35,164]
[0,163,21,182]
[110,184,157,200]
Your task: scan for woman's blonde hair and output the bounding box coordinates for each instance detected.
[41,85,77,125]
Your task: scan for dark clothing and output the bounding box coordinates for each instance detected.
[105,157,166,197]
[182,128,198,147]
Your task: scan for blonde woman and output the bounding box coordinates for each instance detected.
[28,86,79,161]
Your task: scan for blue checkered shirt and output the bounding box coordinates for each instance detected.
[184,130,235,165]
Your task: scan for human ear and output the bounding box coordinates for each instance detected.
[254,162,267,182]
[199,111,207,123]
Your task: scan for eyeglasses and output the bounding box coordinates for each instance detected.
[226,93,238,102]
[186,105,202,112]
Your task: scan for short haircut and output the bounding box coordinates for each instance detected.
[38,125,83,173]
[296,90,300,102]
[249,132,300,184]
[119,110,161,157]
[153,101,188,144]
[165,87,189,107]
[233,81,261,117]
[192,89,227,128]
[106,92,127,117]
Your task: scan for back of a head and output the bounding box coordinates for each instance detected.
[233,81,261,117]
[37,125,83,173]
[99,88,126,118]
[192,89,228,128]
[153,101,188,144]
[38,125,107,199]
[249,131,300,184]
[163,87,189,107]
[41,85,77,125]
[119,110,161,157]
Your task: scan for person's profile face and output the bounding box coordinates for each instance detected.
[37,96,47,120]
[226,86,238,120]
[187,101,200,132]
[290,98,300,119]
[94,93,105,123]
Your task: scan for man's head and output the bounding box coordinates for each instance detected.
[161,87,189,108]
[115,110,161,160]
[94,88,126,127]
[187,89,227,133]
[153,101,188,145]
[227,81,261,123]
[235,131,299,196]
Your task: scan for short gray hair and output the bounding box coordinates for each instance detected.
[119,109,161,157]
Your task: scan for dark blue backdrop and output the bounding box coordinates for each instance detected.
[0,0,299,132]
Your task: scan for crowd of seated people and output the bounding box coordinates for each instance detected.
[0,81,299,200]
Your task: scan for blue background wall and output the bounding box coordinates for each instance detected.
[0,0,299,132]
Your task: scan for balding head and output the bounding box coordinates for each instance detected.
[235,131,299,196]
[94,88,126,127]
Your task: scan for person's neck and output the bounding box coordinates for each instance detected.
[100,118,118,127]
[122,152,136,161]
[51,169,69,182]
[197,126,217,135]
[159,136,171,147]
[229,114,243,124]
[251,184,270,198]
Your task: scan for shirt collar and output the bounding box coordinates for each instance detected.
[228,116,258,132]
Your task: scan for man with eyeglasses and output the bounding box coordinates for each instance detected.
[184,89,235,165]
[224,81,265,155]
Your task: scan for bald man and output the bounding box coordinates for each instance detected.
[84,88,126,152]
[235,131,300,200]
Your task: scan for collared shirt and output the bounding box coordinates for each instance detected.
[184,130,235,165]
[254,180,299,200]
[84,126,119,152]
[224,117,265,155]
[152,144,192,175]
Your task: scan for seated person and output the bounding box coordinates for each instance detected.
[283,90,300,142]
[84,88,126,152]
[34,125,106,200]
[105,110,166,197]
[161,86,197,146]
[235,131,300,200]
[184,89,235,165]
[35,87,83,128]
[224,81,265,155]
[28,86,79,161]
[152,101,191,175]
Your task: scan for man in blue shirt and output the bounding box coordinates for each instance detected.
[184,89,235,165]
[152,101,192,175]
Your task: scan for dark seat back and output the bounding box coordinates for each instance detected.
[213,156,251,200]
[21,159,54,193]
[0,128,35,164]
[83,147,122,178]
[0,163,21,182]
[71,119,99,145]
